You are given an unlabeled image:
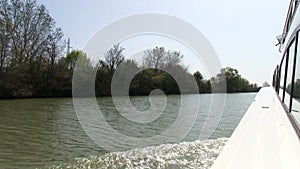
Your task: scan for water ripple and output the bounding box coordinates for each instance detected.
[48,138,228,169]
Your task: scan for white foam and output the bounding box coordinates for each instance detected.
[48,138,227,169]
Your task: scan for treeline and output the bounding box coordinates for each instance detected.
[0,0,66,98]
[0,0,260,98]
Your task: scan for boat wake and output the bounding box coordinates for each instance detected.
[48,138,227,169]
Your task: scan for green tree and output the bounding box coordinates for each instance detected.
[212,67,259,93]
[194,71,211,93]
[293,79,300,98]
[60,50,91,70]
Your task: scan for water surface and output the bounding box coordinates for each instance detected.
[0,93,256,169]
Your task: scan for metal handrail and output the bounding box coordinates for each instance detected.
[279,0,299,52]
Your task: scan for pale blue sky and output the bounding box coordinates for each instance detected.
[37,0,289,85]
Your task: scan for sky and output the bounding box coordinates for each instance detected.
[36,0,290,85]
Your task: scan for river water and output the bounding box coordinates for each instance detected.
[0,93,256,169]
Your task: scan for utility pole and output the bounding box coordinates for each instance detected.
[66,38,72,55]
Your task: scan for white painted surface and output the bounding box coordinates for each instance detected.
[211,87,300,169]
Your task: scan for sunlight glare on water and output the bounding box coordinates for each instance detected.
[49,138,227,169]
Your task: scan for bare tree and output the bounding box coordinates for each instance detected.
[104,43,125,72]
[0,15,10,72]
[0,0,65,97]
[0,0,65,69]
[143,47,183,70]
[0,0,11,72]
[46,28,65,68]
[143,46,165,69]
[164,50,183,68]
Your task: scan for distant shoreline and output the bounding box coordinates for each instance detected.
[0,91,259,100]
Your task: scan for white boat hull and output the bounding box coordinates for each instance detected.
[211,87,300,169]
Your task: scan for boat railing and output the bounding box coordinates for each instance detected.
[279,0,300,52]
